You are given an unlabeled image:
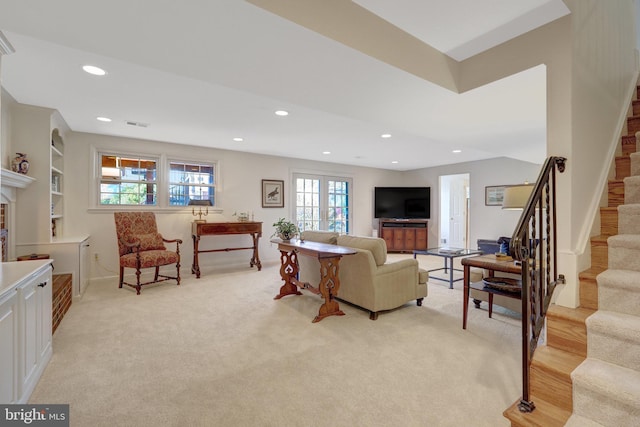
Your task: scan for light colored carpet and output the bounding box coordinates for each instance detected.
[29,254,522,427]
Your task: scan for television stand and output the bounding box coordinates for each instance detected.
[378,218,428,253]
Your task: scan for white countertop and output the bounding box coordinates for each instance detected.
[0,260,53,298]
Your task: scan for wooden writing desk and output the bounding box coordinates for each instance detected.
[461,254,522,329]
[272,238,356,323]
[191,221,262,278]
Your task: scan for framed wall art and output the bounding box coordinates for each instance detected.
[485,185,506,206]
[262,179,284,208]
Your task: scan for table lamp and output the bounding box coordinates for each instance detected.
[188,199,213,223]
[502,184,534,210]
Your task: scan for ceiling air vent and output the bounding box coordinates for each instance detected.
[125,120,149,128]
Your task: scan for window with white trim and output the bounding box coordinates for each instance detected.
[100,154,158,205]
[293,173,352,233]
[96,151,217,208]
[168,161,215,206]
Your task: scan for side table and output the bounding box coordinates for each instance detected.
[191,221,262,278]
[461,254,522,329]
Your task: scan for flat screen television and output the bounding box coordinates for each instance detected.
[374,187,430,219]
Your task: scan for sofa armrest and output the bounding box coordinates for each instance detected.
[377,258,419,276]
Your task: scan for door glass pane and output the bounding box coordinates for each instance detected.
[295,177,321,232]
[327,179,349,233]
[293,174,351,233]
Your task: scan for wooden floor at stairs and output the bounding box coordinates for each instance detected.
[503,88,639,427]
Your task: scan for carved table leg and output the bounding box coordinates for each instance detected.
[274,250,302,299]
[313,255,345,323]
[192,235,201,278]
[250,233,262,271]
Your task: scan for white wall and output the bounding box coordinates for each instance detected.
[457,3,639,307]
[404,157,541,251]
[62,131,404,281]
[0,89,10,169]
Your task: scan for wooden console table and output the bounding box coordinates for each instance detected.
[191,222,262,278]
[272,238,356,323]
[461,254,522,329]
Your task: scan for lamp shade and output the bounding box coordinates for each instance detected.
[502,184,534,210]
[188,199,212,206]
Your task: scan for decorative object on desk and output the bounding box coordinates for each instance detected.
[262,179,284,208]
[482,276,521,292]
[233,211,250,222]
[272,217,298,241]
[12,153,30,174]
[502,183,534,210]
[484,185,506,206]
[494,253,512,260]
[188,199,212,223]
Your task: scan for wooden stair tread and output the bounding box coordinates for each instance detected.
[547,305,594,323]
[504,396,571,427]
[589,234,609,244]
[531,346,584,376]
[600,206,618,212]
[578,267,604,280]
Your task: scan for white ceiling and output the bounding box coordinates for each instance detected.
[0,0,569,171]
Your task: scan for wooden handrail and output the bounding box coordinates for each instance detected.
[510,156,566,412]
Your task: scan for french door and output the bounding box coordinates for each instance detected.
[293,173,352,233]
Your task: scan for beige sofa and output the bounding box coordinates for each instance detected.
[298,231,428,320]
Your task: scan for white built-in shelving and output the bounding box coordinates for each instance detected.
[50,129,64,237]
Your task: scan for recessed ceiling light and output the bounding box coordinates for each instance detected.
[322,151,331,155]
[233,137,244,142]
[82,65,106,76]
[274,110,289,116]
[96,117,112,122]
[452,149,462,153]
[381,133,392,138]
[391,160,399,164]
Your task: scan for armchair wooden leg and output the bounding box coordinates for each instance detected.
[369,311,378,320]
[154,266,159,281]
[176,260,181,286]
[119,267,124,289]
[416,298,423,306]
[135,268,142,295]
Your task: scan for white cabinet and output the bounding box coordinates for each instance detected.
[0,260,53,403]
[18,235,91,299]
[17,263,52,402]
[0,289,19,403]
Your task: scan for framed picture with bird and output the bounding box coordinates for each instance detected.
[262,179,284,208]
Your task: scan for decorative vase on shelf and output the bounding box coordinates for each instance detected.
[12,153,29,175]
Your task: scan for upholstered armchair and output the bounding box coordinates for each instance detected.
[114,212,182,294]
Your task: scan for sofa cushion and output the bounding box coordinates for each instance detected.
[300,230,338,245]
[337,235,387,266]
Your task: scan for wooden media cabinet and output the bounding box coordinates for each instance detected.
[378,218,428,253]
